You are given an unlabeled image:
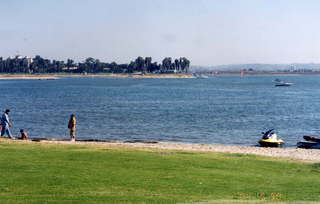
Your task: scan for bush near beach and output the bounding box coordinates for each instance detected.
[0,140,319,204]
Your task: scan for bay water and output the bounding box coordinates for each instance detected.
[1,75,320,147]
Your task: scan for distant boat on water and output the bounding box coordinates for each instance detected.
[193,73,209,79]
[274,79,294,87]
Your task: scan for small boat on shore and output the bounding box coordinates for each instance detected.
[297,141,320,149]
[303,135,320,143]
[258,129,284,147]
[297,135,320,149]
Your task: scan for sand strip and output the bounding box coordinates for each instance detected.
[38,140,320,163]
[0,73,195,79]
[0,75,59,80]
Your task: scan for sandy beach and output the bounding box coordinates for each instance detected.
[2,73,320,80]
[74,73,194,78]
[0,73,193,79]
[29,140,320,163]
[0,74,59,80]
[103,73,193,78]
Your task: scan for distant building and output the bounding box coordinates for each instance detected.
[62,66,78,71]
[14,55,33,68]
[26,57,33,67]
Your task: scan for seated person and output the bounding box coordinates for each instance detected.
[269,132,277,140]
[19,129,29,140]
[262,129,277,140]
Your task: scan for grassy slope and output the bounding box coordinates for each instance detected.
[0,141,320,204]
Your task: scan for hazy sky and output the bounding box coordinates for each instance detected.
[1,0,320,66]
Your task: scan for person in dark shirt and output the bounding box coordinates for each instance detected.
[19,129,29,140]
[68,114,77,141]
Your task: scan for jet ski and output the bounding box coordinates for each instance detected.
[303,135,320,143]
[258,129,284,147]
[297,135,320,149]
[297,141,320,149]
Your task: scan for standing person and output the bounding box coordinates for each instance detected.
[1,109,14,139]
[68,114,76,141]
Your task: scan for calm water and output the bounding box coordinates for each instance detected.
[1,75,320,147]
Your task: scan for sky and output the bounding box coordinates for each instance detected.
[1,0,320,66]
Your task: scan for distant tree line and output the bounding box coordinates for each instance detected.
[0,55,190,74]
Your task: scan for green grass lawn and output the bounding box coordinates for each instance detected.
[0,140,319,204]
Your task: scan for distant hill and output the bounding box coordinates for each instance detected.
[191,63,320,72]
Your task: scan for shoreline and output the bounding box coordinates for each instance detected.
[0,73,193,79]
[14,139,320,163]
[0,72,320,80]
[0,74,59,80]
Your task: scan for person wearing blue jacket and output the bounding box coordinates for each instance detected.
[1,109,14,139]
